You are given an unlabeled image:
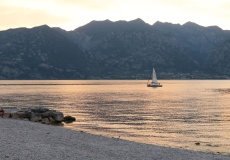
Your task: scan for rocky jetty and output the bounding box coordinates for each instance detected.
[1,107,75,125]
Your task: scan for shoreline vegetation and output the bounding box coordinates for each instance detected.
[0,108,230,159]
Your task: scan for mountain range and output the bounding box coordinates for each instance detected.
[0,18,230,79]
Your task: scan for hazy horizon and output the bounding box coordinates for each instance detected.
[0,18,227,32]
[1,0,230,31]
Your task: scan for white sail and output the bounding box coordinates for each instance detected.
[152,68,158,83]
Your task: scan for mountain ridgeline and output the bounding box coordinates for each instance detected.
[0,19,230,79]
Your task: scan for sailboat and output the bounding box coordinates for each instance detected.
[147,68,163,87]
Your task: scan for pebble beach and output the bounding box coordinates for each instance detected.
[0,118,229,160]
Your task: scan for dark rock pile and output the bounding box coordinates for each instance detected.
[2,107,75,125]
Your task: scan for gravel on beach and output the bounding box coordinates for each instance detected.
[0,118,229,160]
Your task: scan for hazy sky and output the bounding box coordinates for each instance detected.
[1,0,230,31]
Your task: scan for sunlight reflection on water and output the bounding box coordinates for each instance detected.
[0,80,230,155]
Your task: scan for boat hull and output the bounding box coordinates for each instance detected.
[147,83,163,87]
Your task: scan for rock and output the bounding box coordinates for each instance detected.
[48,117,54,122]
[41,117,51,124]
[30,113,42,122]
[15,111,26,118]
[41,110,54,118]
[3,113,10,118]
[10,112,20,119]
[31,107,49,113]
[63,116,76,123]
[52,112,64,122]
[15,111,32,119]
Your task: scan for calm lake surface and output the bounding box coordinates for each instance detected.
[0,80,230,155]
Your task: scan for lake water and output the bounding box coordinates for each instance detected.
[0,80,230,155]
